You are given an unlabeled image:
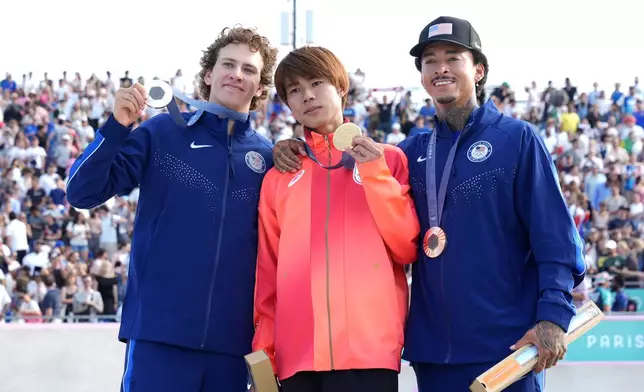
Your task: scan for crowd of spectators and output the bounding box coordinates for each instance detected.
[0,68,642,323]
[486,78,644,313]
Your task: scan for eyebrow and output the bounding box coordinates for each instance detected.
[284,80,299,90]
[422,49,462,59]
[220,57,258,72]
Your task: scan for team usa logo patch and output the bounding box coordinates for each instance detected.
[467,141,493,163]
[353,165,362,185]
[245,151,266,173]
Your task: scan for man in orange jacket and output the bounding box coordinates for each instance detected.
[252,46,420,392]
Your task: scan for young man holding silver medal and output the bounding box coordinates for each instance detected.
[66,27,278,392]
[252,46,419,392]
[272,17,586,392]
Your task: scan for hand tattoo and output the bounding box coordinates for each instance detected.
[535,320,566,362]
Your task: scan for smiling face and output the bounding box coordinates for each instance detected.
[285,75,344,132]
[203,43,264,113]
[420,42,484,109]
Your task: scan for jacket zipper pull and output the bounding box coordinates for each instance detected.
[324,135,332,162]
[228,141,235,178]
[228,120,235,178]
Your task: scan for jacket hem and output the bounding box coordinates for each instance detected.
[277,359,402,381]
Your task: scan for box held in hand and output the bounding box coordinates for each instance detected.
[470,301,604,392]
[245,350,279,392]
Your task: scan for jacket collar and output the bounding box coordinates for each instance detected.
[303,117,351,153]
[433,99,500,139]
[187,109,255,137]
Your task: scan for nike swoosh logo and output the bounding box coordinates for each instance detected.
[247,382,252,390]
[417,156,427,162]
[190,142,214,149]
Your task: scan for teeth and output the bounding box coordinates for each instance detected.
[434,80,454,86]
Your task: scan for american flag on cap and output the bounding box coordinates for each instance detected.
[428,23,453,38]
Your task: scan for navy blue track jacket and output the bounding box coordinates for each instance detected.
[398,99,586,365]
[66,110,273,356]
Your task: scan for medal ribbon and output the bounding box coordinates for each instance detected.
[425,130,464,228]
[164,87,250,127]
[302,142,355,170]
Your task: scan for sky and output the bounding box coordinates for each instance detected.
[4,0,643,100]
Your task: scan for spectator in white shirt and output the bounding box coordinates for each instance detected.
[22,242,49,276]
[5,212,29,264]
[38,164,60,195]
[540,121,558,156]
[385,123,406,145]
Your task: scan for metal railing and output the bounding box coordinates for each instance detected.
[2,311,642,324]
[1,314,120,323]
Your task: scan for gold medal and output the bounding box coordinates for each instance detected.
[423,226,447,258]
[333,123,362,151]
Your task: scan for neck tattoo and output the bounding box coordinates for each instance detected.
[437,99,476,131]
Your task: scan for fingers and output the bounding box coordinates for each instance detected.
[273,143,302,173]
[535,345,565,373]
[118,86,146,114]
[550,355,560,368]
[534,345,551,373]
[352,136,378,155]
[347,144,377,164]
[548,346,566,368]
[555,348,566,365]
[534,355,548,374]
[345,148,364,163]
[351,144,371,158]
[287,139,307,156]
[119,92,139,115]
[130,86,147,113]
[132,83,148,101]
[282,139,308,157]
[350,137,383,163]
[510,336,529,351]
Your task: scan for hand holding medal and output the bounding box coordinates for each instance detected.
[335,123,383,164]
[333,123,362,151]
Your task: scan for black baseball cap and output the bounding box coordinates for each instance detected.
[409,16,483,59]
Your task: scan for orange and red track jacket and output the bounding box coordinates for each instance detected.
[252,129,420,381]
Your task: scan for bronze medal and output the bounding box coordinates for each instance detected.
[423,226,447,258]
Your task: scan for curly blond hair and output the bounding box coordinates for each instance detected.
[198,26,278,111]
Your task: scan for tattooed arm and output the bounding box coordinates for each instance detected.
[272,139,307,173]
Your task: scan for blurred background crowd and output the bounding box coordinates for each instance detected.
[0,68,642,323]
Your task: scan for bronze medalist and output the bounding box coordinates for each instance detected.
[333,123,362,151]
[423,226,447,258]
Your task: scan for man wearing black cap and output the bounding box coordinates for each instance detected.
[267,15,587,392]
[396,16,586,392]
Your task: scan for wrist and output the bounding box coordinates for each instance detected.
[537,320,565,333]
[536,301,575,333]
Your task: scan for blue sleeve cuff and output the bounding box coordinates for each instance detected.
[536,301,575,333]
[100,114,133,145]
